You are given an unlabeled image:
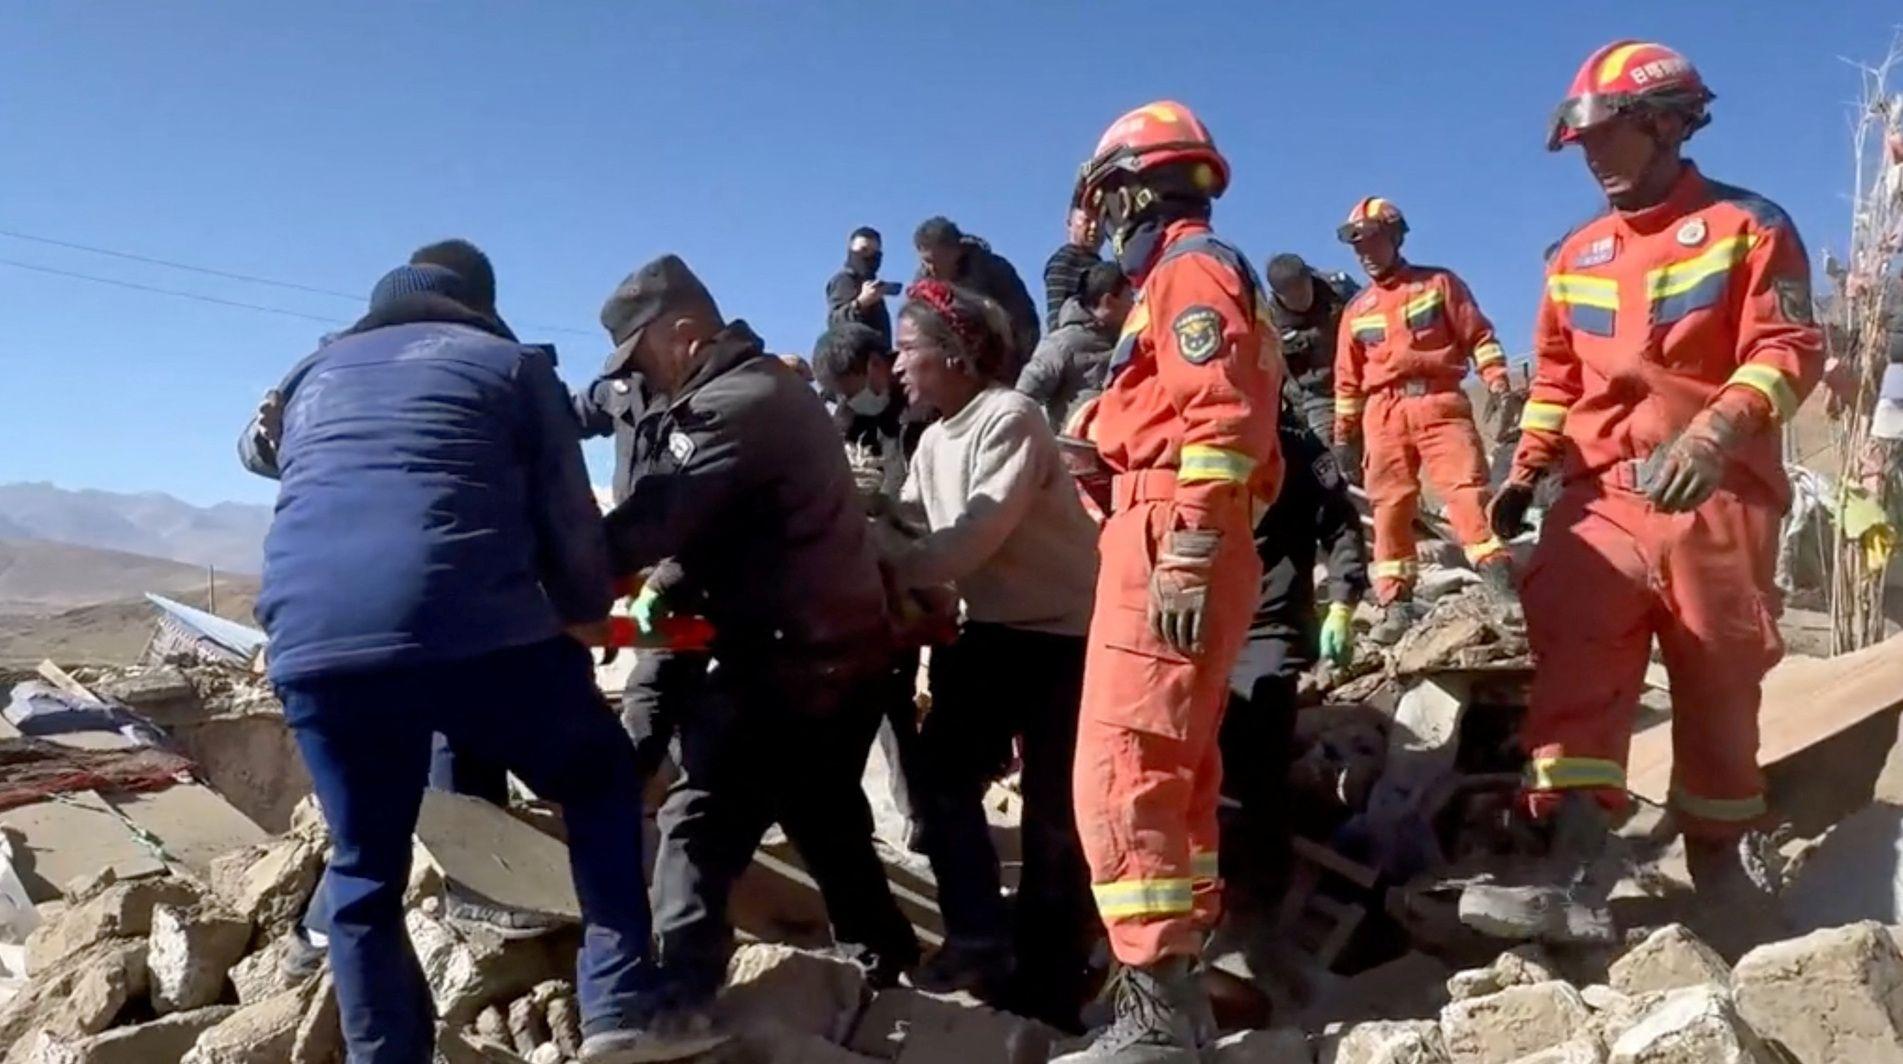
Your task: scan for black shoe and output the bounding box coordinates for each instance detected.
[577,1014,729,1064]
[1457,792,1624,945]
[1687,831,1789,961]
[907,938,1013,999]
[1049,957,1213,1064]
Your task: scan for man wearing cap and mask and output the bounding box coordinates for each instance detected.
[596,255,920,1025]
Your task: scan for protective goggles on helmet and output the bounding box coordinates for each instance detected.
[1336,218,1394,244]
[1546,91,1708,151]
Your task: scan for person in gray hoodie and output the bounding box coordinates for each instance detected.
[1015,262,1133,430]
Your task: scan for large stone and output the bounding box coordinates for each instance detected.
[1607,985,1775,1064]
[24,876,202,971]
[725,943,869,1043]
[1215,1027,1314,1062]
[405,906,568,1028]
[1439,982,1589,1064]
[1732,920,1903,1063]
[1448,946,1561,1002]
[290,973,342,1064]
[1323,1019,1450,1064]
[1507,1042,1603,1064]
[150,902,253,1014]
[229,932,319,1005]
[208,835,324,936]
[0,939,148,1053]
[182,982,319,1064]
[1609,924,1730,997]
[16,1005,237,1064]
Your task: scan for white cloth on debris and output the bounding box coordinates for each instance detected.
[896,386,1098,635]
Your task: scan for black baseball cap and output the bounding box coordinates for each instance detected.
[599,254,719,377]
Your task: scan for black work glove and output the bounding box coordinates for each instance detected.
[1646,409,1740,514]
[1334,435,1364,487]
[1148,529,1220,656]
[1490,480,1536,540]
[1484,384,1525,445]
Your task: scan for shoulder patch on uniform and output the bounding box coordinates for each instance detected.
[1705,178,1794,231]
[1172,305,1224,364]
[1776,276,1815,325]
[667,430,696,465]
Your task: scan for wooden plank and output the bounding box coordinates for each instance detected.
[1628,634,1903,803]
[34,660,103,705]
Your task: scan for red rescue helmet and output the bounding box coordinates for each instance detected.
[1336,197,1407,244]
[1074,101,1230,214]
[1548,40,1713,151]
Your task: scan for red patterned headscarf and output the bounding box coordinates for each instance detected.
[903,279,1004,375]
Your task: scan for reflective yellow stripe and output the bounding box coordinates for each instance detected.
[1521,400,1568,434]
[1190,851,1220,879]
[1727,363,1799,423]
[1473,341,1506,367]
[1671,788,1769,823]
[1335,396,1364,414]
[1546,273,1620,310]
[1091,878,1194,919]
[1178,444,1255,485]
[1349,313,1386,332]
[1464,537,1506,563]
[1372,559,1417,580]
[1404,290,1444,317]
[1525,757,1626,792]
[1644,234,1757,300]
[1597,42,1651,84]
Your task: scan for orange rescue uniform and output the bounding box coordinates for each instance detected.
[1077,219,1282,965]
[1509,163,1823,839]
[1334,265,1511,601]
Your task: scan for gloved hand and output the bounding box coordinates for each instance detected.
[1318,602,1355,667]
[1334,434,1364,487]
[630,584,669,638]
[1646,408,1741,514]
[1484,383,1525,445]
[1490,480,1536,539]
[1148,529,1221,656]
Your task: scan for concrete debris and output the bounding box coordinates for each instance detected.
[0,938,147,1057]
[1388,590,1528,676]
[505,994,548,1057]
[1607,924,1730,997]
[1606,985,1775,1064]
[404,905,570,1029]
[149,902,252,1014]
[846,988,1055,1063]
[433,1026,532,1063]
[1731,920,1903,1063]
[60,866,119,904]
[1438,981,1590,1064]
[1447,945,1562,1002]
[1507,1041,1604,1064]
[726,942,869,1043]
[1214,1027,1314,1062]
[289,973,342,1064]
[208,833,324,937]
[228,932,318,1005]
[24,874,201,972]
[15,1005,236,1064]
[1322,1019,1450,1064]
[180,980,319,1064]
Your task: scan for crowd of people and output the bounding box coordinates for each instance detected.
[237,36,1827,1064]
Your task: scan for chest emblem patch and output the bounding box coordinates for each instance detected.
[1676,217,1708,247]
[667,431,696,465]
[1172,305,1224,364]
[1571,236,1616,269]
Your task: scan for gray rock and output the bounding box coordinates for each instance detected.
[1439,982,1589,1064]
[1607,985,1776,1064]
[1732,921,1903,1063]
[149,902,253,1014]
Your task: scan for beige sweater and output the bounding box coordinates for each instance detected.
[895,387,1099,636]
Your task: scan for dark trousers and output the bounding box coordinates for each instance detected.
[617,649,709,783]
[1218,592,1311,914]
[280,638,659,1064]
[652,647,918,1001]
[919,623,1093,1019]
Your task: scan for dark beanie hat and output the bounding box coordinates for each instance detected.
[369,264,477,312]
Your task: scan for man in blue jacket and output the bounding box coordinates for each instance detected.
[254,264,716,1064]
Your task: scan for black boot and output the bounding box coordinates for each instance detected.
[1368,597,1426,646]
[908,937,1013,1001]
[1457,792,1625,945]
[1049,957,1214,1064]
[1687,831,1789,961]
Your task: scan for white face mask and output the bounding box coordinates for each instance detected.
[847,388,888,415]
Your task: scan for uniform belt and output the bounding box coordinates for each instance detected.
[1375,377,1458,398]
[1111,469,1177,512]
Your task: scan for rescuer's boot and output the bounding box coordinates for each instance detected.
[1050,956,1214,1064]
[1458,792,1625,945]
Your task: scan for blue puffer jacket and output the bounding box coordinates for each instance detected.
[254,308,609,683]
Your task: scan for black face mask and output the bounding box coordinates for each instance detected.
[850,250,883,276]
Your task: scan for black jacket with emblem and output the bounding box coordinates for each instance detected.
[1251,414,1368,656]
[601,323,889,653]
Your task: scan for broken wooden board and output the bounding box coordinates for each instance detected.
[1628,633,1903,803]
[413,789,582,921]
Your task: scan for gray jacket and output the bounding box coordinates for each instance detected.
[1015,296,1115,430]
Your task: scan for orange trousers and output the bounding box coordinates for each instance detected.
[1074,473,1260,966]
[1363,388,1504,602]
[1521,473,1784,840]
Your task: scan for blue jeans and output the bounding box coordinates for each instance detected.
[280,637,659,1063]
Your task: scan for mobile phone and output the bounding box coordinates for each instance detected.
[878,281,904,296]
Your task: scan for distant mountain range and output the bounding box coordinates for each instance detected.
[0,482,271,575]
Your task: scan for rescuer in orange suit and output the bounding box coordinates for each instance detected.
[1460,41,1823,957]
[1053,101,1282,1064]
[1332,197,1521,638]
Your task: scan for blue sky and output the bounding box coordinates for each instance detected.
[1,3,1894,505]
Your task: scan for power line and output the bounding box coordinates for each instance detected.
[0,257,348,325]
[0,226,594,337]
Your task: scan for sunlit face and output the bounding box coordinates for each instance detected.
[893,315,960,412]
[1352,231,1399,279]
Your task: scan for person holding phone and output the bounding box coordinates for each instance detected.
[826,225,895,346]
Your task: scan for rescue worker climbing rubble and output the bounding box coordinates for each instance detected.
[1055,100,1283,1064]
[1460,40,1824,959]
[1333,197,1520,640]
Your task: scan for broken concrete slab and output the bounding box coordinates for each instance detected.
[0,938,147,1051]
[229,932,318,1005]
[181,981,318,1064]
[1607,924,1730,997]
[1732,920,1903,1063]
[0,792,169,902]
[1447,946,1561,1003]
[413,790,579,924]
[1322,1019,1450,1064]
[404,905,569,1028]
[24,874,200,971]
[14,1004,236,1064]
[1781,801,1903,931]
[1214,1027,1314,1062]
[289,973,340,1064]
[1439,980,1590,1064]
[1506,1041,1603,1064]
[149,902,251,1014]
[208,833,323,938]
[1606,985,1775,1064]
[725,943,868,1044]
[111,773,279,871]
